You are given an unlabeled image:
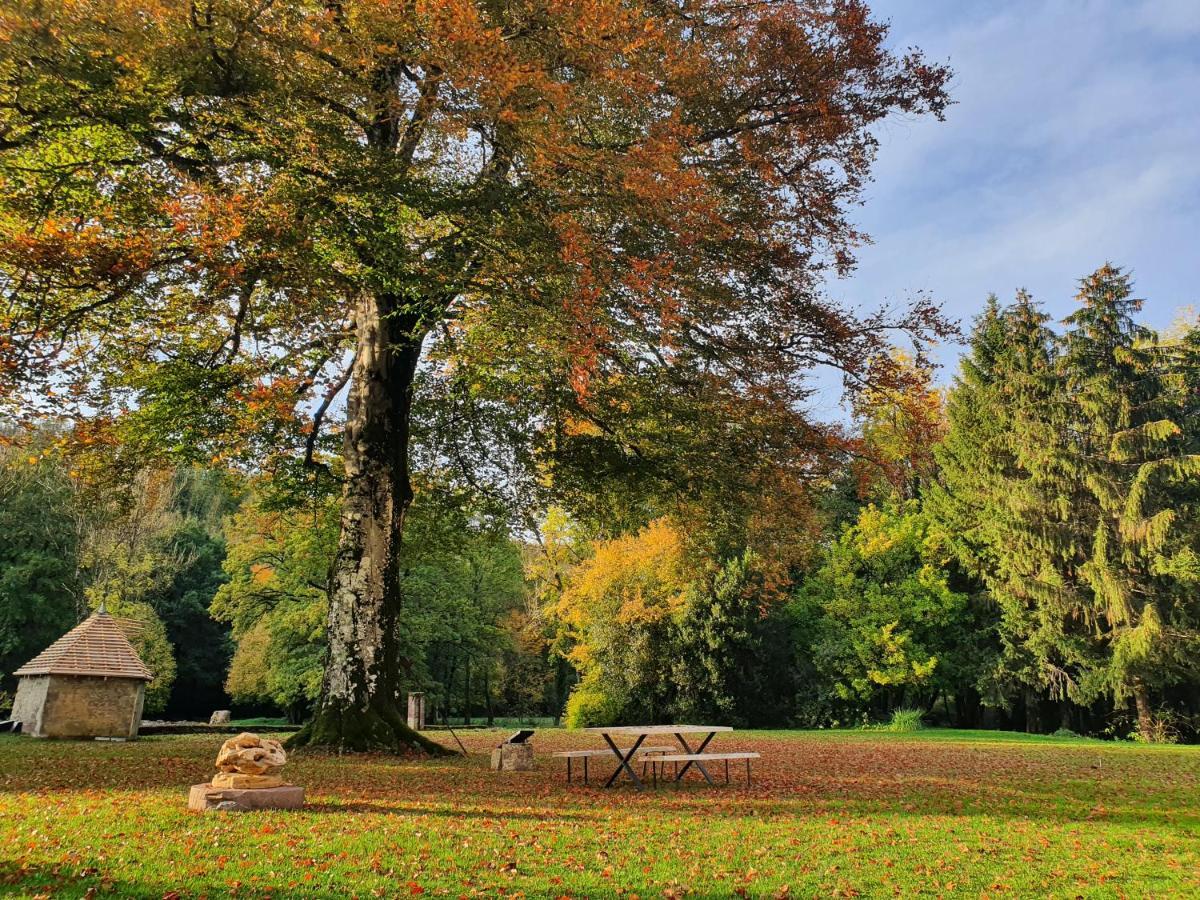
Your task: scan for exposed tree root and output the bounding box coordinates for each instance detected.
[286,702,453,756]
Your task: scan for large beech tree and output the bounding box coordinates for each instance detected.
[0,0,951,749]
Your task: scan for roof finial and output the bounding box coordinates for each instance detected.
[97,598,108,616]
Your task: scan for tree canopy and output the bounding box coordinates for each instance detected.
[0,0,953,749]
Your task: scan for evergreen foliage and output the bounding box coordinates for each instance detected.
[930,266,1200,738]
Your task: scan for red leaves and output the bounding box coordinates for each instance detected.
[0,218,160,284]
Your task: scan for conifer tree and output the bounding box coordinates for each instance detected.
[927,296,1012,579]
[995,291,1102,718]
[931,290,1093,722]
[1057,266,1200,736]
[934,266,1200,738]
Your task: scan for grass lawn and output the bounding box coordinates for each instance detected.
[1,728,1197,898]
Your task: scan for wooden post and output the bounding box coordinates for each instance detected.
[407,692,426,731]
[463,658,472,726]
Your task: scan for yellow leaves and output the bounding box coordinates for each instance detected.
[854,506,900,558]
[562,417,602,438]
[560,518,688,628]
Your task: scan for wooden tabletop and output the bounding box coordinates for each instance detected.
[584,724,734,736]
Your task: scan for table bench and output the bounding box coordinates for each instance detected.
[648,751,760,787]
[583,725,735,790]
[553,745,675,784]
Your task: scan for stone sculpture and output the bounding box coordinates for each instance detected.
[187,732,304,812]
[212,732,287,788]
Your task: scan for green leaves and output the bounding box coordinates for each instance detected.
[791,502,986,714]
[0,442,80,681]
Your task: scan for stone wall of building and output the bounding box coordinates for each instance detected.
[12,675,49,735]
[37,675,145,739]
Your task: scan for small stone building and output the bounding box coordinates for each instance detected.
[10,608,153,739]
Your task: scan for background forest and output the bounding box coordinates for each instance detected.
[4,264,1199,742]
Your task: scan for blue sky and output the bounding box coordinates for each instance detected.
[828,0,1200,392]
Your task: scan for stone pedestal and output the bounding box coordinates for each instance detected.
[407,692,426,731]
[188,783,305,812]
[490,741,535,771]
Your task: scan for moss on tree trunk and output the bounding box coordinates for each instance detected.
[288,699,449,755]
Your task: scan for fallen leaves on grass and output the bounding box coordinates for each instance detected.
[0,729,1198,897]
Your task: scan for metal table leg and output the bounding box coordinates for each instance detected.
[602,733,646,789]
[672,732,716,785]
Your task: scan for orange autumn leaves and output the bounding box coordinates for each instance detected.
[4,730,1199,897]
[1,0,953,512]
[852,350,947,501]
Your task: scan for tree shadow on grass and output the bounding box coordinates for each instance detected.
[0,861,350,900]
[300,799,593,821]
[3,733,1197,831]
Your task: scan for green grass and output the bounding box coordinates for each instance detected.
[226,717,292,729]
[1,727,1197,897]
[421,716,559,733]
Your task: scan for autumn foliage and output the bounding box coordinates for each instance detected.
[0,0,953,748]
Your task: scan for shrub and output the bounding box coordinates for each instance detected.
[885,708,924,732]
[1130,712,1181,745]
[563,675,623,729]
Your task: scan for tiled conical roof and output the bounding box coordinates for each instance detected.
[13,610,153,681]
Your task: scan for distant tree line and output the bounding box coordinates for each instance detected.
[0,447,235,718]
[0,452,563,724]
[546,265,1200,743]
[5,264,1199,742]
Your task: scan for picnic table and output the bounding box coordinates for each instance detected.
[584,724,734,790]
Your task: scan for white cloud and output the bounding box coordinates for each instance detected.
[826,0,1200,384]
[1134,0,1200,37]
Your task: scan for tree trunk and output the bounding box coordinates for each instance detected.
[288,292,447,755]
[445,654,458,724]
[483,666,495,726]
[1059,701,1073,733]
[553,656,570,726]
[1133,679,1155,741]
[1023,689,1039,734]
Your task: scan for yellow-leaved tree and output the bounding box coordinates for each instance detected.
[553,519,690,727]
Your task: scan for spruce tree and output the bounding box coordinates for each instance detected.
[928,295,1014,580]
[1058,266,1200,736]
[995,291,1103,721]
[935,266,1200,738]
[930,290,1088,721]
